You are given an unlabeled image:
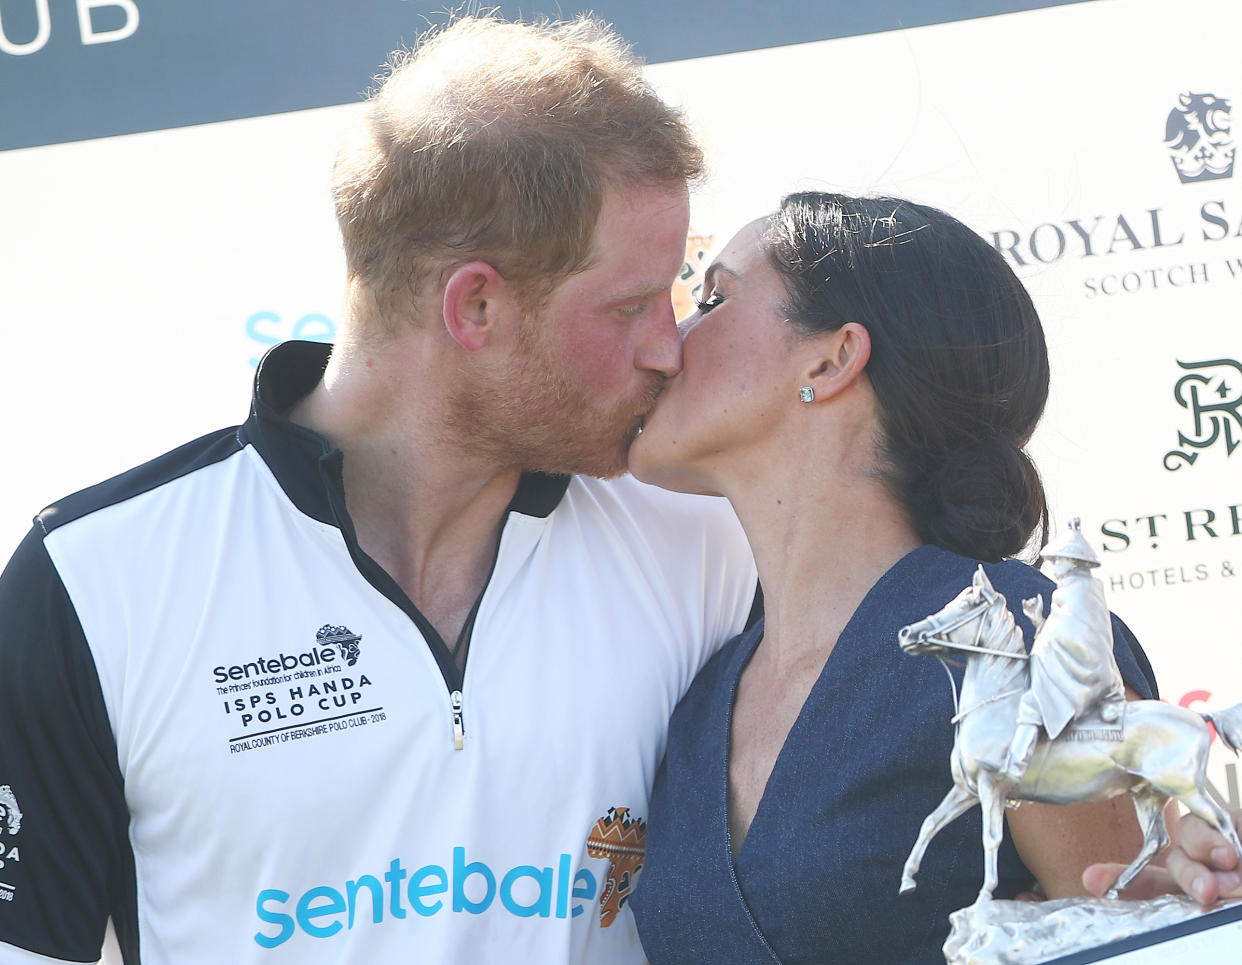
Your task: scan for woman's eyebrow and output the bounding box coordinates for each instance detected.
[702,262,739,289]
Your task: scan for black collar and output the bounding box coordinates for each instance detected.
[240,340,571,526]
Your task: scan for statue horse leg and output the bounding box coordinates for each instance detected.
[1108,785,1169,898]
[900,780,977,895]
[976,770,1006,903]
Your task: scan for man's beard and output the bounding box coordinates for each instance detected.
[446,329,664,479]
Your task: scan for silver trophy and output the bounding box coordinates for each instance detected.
[897,518,1242,964]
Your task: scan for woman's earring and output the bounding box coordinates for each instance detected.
[799,386,815,403]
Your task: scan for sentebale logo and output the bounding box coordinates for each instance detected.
[253,849,601,948]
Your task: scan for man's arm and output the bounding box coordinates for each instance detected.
[0,527,132,963]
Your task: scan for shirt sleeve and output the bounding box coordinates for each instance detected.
[0,526,135,963]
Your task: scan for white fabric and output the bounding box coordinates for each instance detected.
[41,449,755,964]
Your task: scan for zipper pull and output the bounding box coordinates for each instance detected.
[451,690,465,751]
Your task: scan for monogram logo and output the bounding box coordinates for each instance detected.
[1164,358,1242,470]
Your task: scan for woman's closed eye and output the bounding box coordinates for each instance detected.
[695,291,725,314]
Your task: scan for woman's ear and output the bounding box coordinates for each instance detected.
[442,261,519,352]
[800,322,872,402]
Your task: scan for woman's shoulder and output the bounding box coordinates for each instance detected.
[672,621,761,720]
[892,545,1052,611]
[982,555,1056,599]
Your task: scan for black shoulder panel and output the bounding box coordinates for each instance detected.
[37,426,243,535]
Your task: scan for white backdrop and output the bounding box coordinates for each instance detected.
[1,4,1240,957]
[646,0,1242,804]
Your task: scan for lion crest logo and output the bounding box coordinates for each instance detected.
[586,806,647,928]
[316,624,362,666]
[0,786,22,836]
[1164,91,1235,183]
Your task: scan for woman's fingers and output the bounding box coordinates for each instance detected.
[1168,812,1242,903]
[1081,812,1242,905]
[1163,844,1221,905]
[1080,863,1178,901]
[1176,814,1240,869]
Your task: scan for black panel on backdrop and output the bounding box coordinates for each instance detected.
[0,0,1094,152]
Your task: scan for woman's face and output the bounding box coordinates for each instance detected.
[628,218,800,493]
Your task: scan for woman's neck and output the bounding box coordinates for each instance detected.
[728,469,922,669]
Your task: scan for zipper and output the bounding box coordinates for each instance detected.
[315,458,567,758]
[451,689,465,751]
[320,453,475,752]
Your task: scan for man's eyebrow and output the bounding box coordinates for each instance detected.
[608,281,677,304]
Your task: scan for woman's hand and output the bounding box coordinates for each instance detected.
[1082,810,1242,905]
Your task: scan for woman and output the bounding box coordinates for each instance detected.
[626,193,1157,963]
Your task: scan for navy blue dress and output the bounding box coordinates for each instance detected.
[631,546,1157,965]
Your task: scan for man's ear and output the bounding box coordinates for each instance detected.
[442,261,519,351]
[799,322,872,402]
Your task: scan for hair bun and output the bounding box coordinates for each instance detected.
[911,437,1045,562]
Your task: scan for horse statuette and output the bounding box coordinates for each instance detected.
[897,523,1242,909]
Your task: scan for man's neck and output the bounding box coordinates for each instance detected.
[287,338,524,651]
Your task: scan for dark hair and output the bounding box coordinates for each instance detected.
[764,192,1049,562]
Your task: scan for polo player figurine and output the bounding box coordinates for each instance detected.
[1000,518,1127,785]
[898,523,1242,907]
[898,517,1242,962]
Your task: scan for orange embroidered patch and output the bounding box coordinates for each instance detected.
[586,806,647,927]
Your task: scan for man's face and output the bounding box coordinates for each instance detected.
[465,182,690,478]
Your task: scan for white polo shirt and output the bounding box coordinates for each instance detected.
[0,341,757,964]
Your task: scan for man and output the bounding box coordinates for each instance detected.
[0,16,756,964]
[1001,517,1127,784]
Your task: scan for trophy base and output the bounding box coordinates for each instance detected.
[944,894,1242,964]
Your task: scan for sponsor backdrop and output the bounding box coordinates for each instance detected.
[1,0,1239,955]
[657,0,1242,813]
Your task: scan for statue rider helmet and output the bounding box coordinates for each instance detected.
[1039,517,1101,568]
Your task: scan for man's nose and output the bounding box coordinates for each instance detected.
[637,299,684,377]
